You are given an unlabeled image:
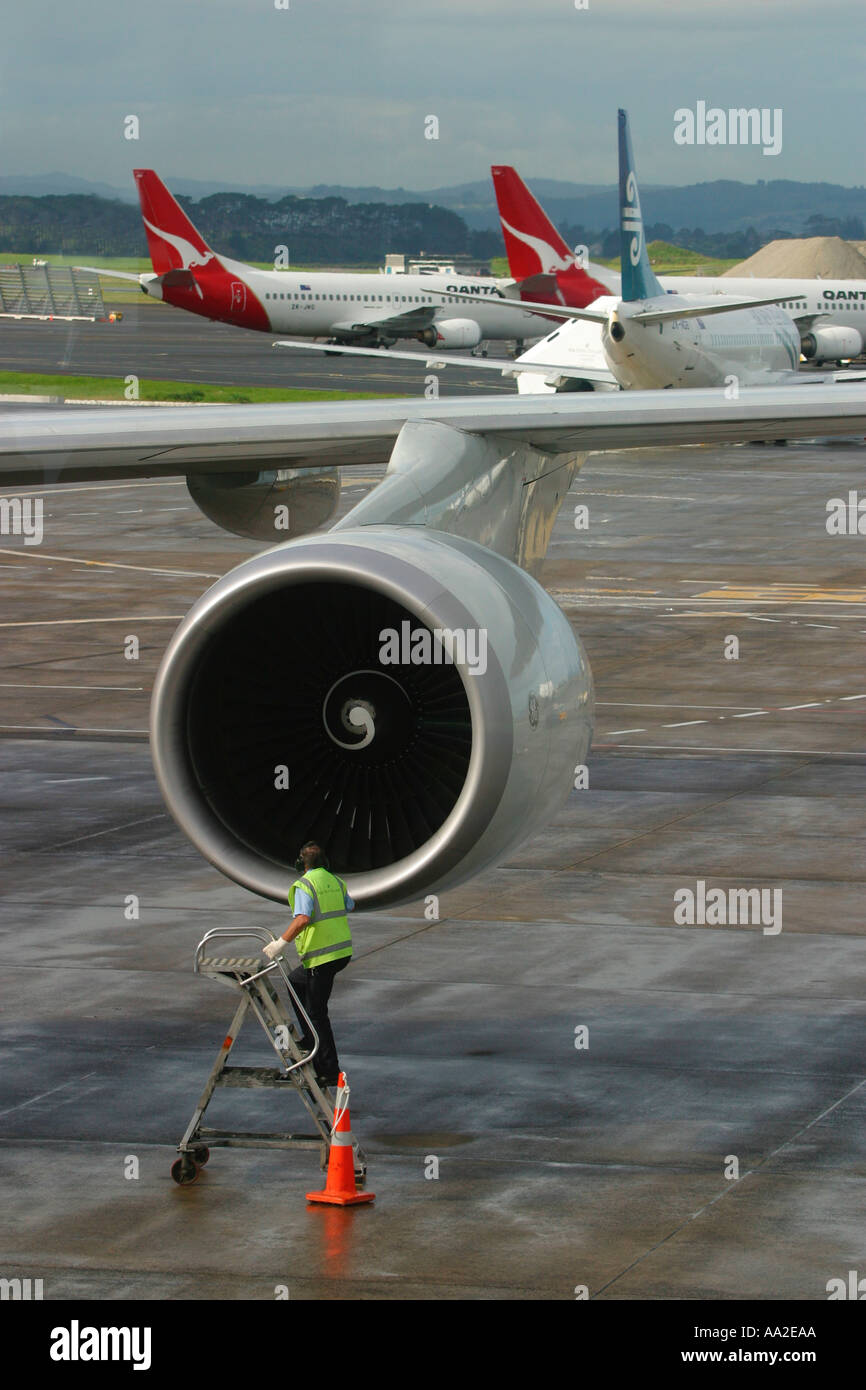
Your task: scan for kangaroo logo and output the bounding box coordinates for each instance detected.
[499,216,573,274]
[142,216,214,271]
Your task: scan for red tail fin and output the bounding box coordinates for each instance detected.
[133,170,220,275]
[492,165,611,309]
[492,166,575,279]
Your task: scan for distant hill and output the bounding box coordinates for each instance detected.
[2,173,865,237]
[0,190,487,263]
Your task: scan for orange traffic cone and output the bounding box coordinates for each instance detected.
[307,1073,374,1207]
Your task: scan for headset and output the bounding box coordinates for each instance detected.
[295,841,330,873]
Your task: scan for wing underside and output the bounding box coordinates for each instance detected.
[2,385,866,487]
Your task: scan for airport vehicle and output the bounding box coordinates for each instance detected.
[79,170,553,351]
[492,162,866,366]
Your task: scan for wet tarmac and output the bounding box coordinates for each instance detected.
[0,301,515,398]
[0,434,865,1299]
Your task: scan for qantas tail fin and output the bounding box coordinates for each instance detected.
[492,166,575,279]
[133,170,221,276]
[617,110,663,303]
[492,165,611,308]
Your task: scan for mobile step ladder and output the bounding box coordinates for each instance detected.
[171,927,367,1187]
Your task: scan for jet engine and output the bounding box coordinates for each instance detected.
[418,318,483,350]
[186,466,340,540]
[151,528,593,909]
[800,326,862,364]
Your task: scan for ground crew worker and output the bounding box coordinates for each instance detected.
[262,841,354,1088]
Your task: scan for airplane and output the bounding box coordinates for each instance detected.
[276,111,857,398]
[77,169,557,352]
[3,375,866,912]
[492,162,866,368]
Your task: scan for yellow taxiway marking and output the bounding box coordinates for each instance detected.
[698,585,866,604]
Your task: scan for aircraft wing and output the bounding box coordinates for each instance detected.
[2,384,866,487]
[330,305,438,337]
[272,337,618,385]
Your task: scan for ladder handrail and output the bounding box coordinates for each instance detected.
[193,927,319,1073]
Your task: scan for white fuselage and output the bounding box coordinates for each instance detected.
[140,256,552,344]
[516,293,801,393]
[654,274,865,344]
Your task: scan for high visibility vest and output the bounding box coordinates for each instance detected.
[289,867,352,969]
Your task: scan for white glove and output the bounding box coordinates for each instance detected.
[263,937,289,961]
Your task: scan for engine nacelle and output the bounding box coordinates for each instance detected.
[418,318,483,350]
[801,326,862,364]
[186,466,340,540]
[150,528,593,909]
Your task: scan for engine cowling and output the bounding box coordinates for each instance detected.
[801,326,862,363]
[418,318,483,350]
[186,466,340,540]
[150,528,593,909]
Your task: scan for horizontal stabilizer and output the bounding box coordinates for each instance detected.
[444,288,609,324]
[74,265,141,283]
[632,294,793,325]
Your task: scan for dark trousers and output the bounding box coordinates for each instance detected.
[287,956,350,1081]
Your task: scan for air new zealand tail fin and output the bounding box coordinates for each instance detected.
[618,109,663,303]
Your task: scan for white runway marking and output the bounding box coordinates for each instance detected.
[0,683,144,691]
[0,615,181,628]
[0,724,148,734]
[598,742,866,756]
[0,1073,100,1120]
[0,546,218,579]
[43,811,164,850]
[44,776,112,784]
[663,720,708,728]
[598,702,759,710]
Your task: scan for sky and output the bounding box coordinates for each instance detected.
[1,0,864,194]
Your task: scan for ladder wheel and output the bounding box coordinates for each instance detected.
[355,1167,367,1188]
[171,1157,200,1186]
[191,1144,210,1166]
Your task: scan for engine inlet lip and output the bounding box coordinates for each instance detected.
[150,534,514,907]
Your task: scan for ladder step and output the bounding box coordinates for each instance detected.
[197,1128,325,1149]
[218,1065,310,1088]
[199,956,262,974]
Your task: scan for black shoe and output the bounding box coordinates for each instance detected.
[315,1074,340,1088]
